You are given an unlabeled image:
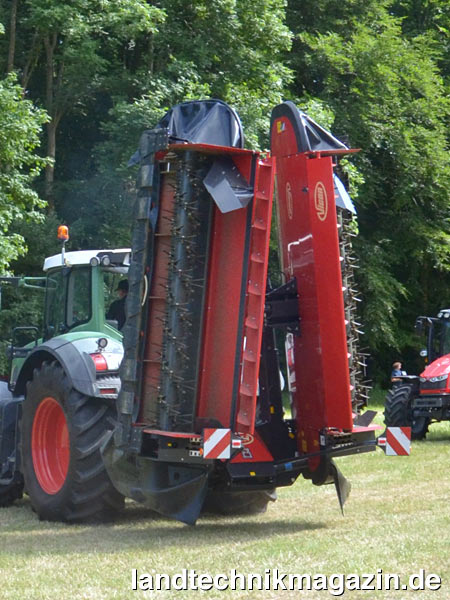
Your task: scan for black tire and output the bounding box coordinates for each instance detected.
[203,489,277,516]
[0,474,24,507]
[384,384,430,440]
[21,362,124,522]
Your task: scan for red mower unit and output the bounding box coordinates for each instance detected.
[100,99,378,524]
[1,99,392,525]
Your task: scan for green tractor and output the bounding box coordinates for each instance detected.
[0,239,130,519]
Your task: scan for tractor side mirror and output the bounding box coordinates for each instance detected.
[10,326,39,359]
[415,318,424,335]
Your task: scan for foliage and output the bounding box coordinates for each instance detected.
[289,6,450,373]
[1,0,450,379]
[0,73,48,273]
[59,0,292,249]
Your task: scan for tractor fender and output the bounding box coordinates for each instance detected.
[391,375,420,393]
[13,338,98,399]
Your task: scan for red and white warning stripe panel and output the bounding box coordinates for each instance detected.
[203,428,232,459]
[378,427,411,455]
[386,426,411,455]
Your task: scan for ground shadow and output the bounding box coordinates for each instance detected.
[2,498,326,555]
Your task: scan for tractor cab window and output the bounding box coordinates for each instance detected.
[102,270,121,310]
[67,268,91,327]
[442,322,450,356]
[102,268,128,330]
[44,269,65,338]
[44,267,91,339]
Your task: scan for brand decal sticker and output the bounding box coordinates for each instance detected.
[314,181,328,221]
[238,433,254,446]
[286,182,293,220]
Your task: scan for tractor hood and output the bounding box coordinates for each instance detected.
[421,354,450,378]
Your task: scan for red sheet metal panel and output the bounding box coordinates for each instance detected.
[272,123,353,454]
[230,431,273,463]
[196,155,274,433]
[195,201,250,427]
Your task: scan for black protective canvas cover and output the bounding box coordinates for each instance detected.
[157,99,244,148]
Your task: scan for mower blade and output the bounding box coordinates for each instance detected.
[353,409,377,427]
[331,459,351,515]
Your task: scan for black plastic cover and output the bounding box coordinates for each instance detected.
[203,157,253,213]
[271,100,348,154]
[157,99,244,148]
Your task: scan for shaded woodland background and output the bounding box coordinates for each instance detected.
[0,0,449,382]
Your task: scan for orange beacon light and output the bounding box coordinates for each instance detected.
[57,225,69,241]
[57,225,69,265]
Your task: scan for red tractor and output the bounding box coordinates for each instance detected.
[385,309,450,439]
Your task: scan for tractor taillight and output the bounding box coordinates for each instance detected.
[90,353,108,371]
[99,388,117,395]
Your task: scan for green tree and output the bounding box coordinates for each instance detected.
[0,73,48,272]
[58,0,292,249]
[1,0,165,208]
[288,4,450,374]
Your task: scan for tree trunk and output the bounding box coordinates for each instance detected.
[7,0,18,73]
[22,33,41,90]
[44,33,57,210]
[45,120,57,212]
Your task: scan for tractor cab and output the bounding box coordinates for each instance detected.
[7,248,130,393]
[42,249,130,340]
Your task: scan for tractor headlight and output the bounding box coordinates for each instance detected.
[420,373,449,390]
[430,374,448,383]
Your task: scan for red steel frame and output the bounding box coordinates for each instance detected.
[271,114,354,458]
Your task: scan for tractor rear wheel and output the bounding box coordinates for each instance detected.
[203,489,276,516]
[21,362,124,522]
[0,474,23,507]
[384,384,430,440]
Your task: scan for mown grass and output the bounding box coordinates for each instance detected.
[1,394,449,600]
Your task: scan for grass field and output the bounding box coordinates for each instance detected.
[1,394,449,599]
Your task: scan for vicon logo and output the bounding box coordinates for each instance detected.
[286,182,293,220]
[314,181,328,221]
[239,433,255,446]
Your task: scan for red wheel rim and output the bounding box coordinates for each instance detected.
[32,396,70,494]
